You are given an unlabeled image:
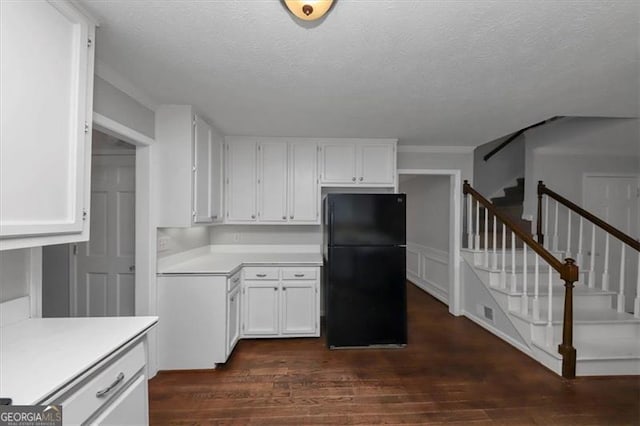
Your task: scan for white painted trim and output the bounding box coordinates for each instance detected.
[462,310,533,356]
[68,0,100,25]
[536,146,640,156]
[398,168,463,316]
[91,114,157,378]
[0,296,31,327]
[94,60,158,111]
[397,145,475,154]
[28,248,42,318]
[93,113,154,147]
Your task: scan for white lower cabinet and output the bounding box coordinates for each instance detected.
[51,338,151,426]
[242,267,320,338]
[226,275,242,355]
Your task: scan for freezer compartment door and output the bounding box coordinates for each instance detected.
[326,246,407,348]
[326,194,406,246]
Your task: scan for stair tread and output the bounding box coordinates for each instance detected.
[513,306,640,324]
[492,283,615,297]
[533,337,640,360]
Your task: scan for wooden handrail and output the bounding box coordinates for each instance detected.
[464,180,578,379]
[537,181,640,252]
[483,117,562,162]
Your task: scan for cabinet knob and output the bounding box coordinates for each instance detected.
[230,297,235,302]
[352,177,356,182]
[283,287,287,291]
[282,216,286,220]
[290,215,294,219]
[359,177,363,181]
[251,214,256,219]
[273,287,278,291]
[212,215,218,219]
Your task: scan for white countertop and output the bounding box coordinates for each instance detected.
[158,247,323,275]
[0,316,157,405]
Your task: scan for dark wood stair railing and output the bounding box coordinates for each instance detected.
[464,180,579,379]
[537,181,640,252]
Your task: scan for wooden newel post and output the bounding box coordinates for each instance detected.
[558,258,579,379]
[537,181,545,245]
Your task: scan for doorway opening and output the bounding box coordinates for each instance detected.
[42,130,136,317]
[397,169,462,315]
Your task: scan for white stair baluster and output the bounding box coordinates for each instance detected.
[634,251,640,318]
[602,234,610,291]
[546,266,553,348]
[617,243,626,313]
[510,231,517,292]
[521,244,528,315]
[566,210,572,258]
[474,200,480,251]
[588,223,596,288]
[484,207,489,267]
[467,195,473,249]
[500,223,507,289]
[543,195,549,249]
[576,217,584,267]
[552,200,559,252]
[533,253,540,321]
[491,215,498,269]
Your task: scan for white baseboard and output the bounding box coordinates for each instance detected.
[408,275,448,304]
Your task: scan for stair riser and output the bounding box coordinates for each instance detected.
[486,271,587,288]
[508,294,613,313]
[469,250,563,267]
[576,359,640,376]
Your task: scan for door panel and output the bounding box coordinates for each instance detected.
[289,142,318,223]
[193,115,212,223]
[319,143,356,184]
[358,144,395,185]
[281,282,316,334]
[243,284,279,335]
[259,142,288,222]
[75,155,135,317]
[226,141,257,221]
[326,246,407,347]
[210,132,224,222]
[328,194,406,246]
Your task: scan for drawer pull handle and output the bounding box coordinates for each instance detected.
[256,274,267,278]
[96,372,125,398]
[232,277,240,283]
[294,274,305,277]
[273,287,278,291]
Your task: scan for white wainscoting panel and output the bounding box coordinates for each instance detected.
[406,242,449,303]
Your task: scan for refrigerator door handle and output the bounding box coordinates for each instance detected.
[329,204,335,247]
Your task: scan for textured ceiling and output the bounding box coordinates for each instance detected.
[83,0,639,146]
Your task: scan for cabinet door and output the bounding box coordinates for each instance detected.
[210,129,224,223]
[318,143,356,184]
[1,1,93,240]
[226,285,241,357]
[258,142,288,222]
[357,143,396,185]
[90,374,147,426]
[289,142,319,223]
[281,282,317,335]
[226,141,257,222]
[243,283,279,336]
[193,115,212,223]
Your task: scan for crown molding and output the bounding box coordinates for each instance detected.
[397,145,475,154]
[95,60,159,111]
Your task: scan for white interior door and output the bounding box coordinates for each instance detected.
[74,155,135,316]
[583,175,639,237]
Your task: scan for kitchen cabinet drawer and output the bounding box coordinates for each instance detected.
[282,268,317,280]
[243,267,278,280]
[60,340,145,425]
[228,270,242,291]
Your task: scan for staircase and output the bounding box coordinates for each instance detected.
[463,181,640,377]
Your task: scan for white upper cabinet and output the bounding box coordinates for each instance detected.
[0,1,96,250]
[258,142,288,223]
[225,140,258,222]
[210,129,224,223]
[318,143,357,184]
[289,142,319,223]
[318,139,397,187]
[156,106,223,227]
[225,138,320,225]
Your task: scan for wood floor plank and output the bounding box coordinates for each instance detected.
[149,283,640,425]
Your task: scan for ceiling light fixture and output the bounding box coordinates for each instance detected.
[284,0,334,21]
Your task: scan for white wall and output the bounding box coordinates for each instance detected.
[209,225,321,245]
[157,227,210,259]
[473,135,525,198]
[400,175,451,303]
[523,117,640,219]
[94,76,155,138]
[0,248,31,302]
[397,150,473,181]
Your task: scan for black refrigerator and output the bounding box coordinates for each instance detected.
[323,193,407,348]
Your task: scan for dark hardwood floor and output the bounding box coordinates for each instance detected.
[149,283,640,425]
